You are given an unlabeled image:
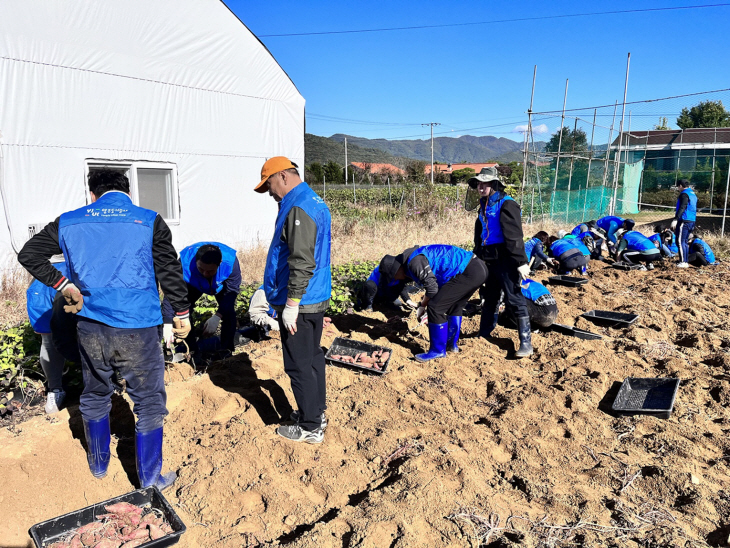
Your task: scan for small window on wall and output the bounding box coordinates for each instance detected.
[86,161,180,224]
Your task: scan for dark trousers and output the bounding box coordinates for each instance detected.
[186,286,237,351]
[428,258,488,323]
[585,236,604,259]
[688,252,709,266]
[481,259,529,320]
[557,249,587,275]
[624,250,661,265]
[77,319,167,433]
[50,292,81,363]
[278,312,326,432]
[675,220,695,263]
[531,255,544,270]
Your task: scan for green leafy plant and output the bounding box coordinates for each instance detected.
[0,322,44,407]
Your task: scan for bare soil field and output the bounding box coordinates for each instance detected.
[2,260,730,548]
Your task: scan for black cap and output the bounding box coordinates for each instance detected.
[622,219,635,231]
[378,255,402,287]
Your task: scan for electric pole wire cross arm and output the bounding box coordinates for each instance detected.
[422,122,441,185]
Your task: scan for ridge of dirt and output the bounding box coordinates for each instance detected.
[3,261,730,547]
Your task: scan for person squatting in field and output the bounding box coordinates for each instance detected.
[524,231,555,271]
[688,232,717,266]
[358,265,420,311]
[614,227,662,270]
[256,156,332,445]
[649,224,678,258]
[547,235,588,276]
[469,167,533,358]
[570,220,604,260]
[378,244,488,362]
[18,168,191,490]
[497,278,558,331]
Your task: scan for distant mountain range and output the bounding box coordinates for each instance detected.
[304,133,547,167]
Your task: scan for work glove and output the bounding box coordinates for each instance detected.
[163,323,174,349]
[405,298,419,309]
[517,264,531,282]
[416,305,428,324]
[282,299,299,335]
[202,314,221,337]
[61,283,84,314]
[670,219,677,230]
[172,317,191,341]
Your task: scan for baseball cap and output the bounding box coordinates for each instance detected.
[467,166,504,189]
[255,156,299,193]
[378,255,402,287]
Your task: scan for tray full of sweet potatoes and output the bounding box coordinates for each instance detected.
[325,337,392,375]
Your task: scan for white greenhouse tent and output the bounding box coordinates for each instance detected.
[0,0,304,270]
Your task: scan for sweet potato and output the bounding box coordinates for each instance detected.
[70,535,83,548]
[120,540,146,548]
[161,523,174,534]
[93,540,121,548]
[121,528,149,542]
[77,521,104,535]
[148,522,166,540]
[48,543,70,548]
[379,352,390,362]
[105,503,142,515]
[81,531,100,546]
[358,356,376,364]
[330,354,341,360]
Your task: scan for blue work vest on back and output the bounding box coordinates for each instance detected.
[524,237,541,259]
[693,238,716,263]
[564,235,591,256]
[180,242,238,295]
[596,216,624,231]
[623,231,656,252]
[520,279,550,302]
[58,192,161,328]
[677,188,697,221]
[263,183,332,307]
[550,239,579,257]
[571,224,588,237]
[27,262,69,333]
[478,192,515,246]
[406,245,473,287]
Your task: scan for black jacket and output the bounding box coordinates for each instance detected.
[474,199,528,266]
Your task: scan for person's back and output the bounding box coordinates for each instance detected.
[180,242,239,295]
[563,234,591,257]
[622,231,656,252]
[405,245,473,287]
[691,237,716,264]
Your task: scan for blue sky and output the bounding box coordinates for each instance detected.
[226,1,730,143]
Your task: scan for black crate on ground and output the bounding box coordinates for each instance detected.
[582,310,639,327]
[326,337,392,375]
[548,275,588,287]
[29,486,185,548]
[612,377,680,419]
[612,262,644,271]
[551,323,603,340]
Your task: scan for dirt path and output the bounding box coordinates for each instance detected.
[3,261,730,547]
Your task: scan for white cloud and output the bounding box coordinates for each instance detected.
[512,123,550,135]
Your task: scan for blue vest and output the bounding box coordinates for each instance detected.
[677,188,697,221]
[623,231,656,252]
[550,238,579,258]
[524,237,541,260]
[649,232,678,253]
[571,224,588,237]
[596,216,624,231]
[263,183,332,306]
[478,192,515,246]
[648,233,662,249]
[180,242,238,295]
[564,235,591,256]
[406,245,473,287]
[27,262,69,333]
[58,192,161,328]
[668,232,678,254]
[521,279,550,302]
[693,238,716,263]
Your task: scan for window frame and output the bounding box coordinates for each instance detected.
[84,160,180,224]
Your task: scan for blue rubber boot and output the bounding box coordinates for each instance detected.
[446,316,462,353]
[83,415,111,479]
[136,428,177,491]
[415,322,448,362]
[479,312,500,339]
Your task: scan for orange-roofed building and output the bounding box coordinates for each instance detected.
[424,162,498,175]
[350,162,405,176]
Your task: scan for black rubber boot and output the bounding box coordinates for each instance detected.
[515,316,533,358]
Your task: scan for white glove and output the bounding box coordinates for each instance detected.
[61,283,84,313]
[163,323,174,349]
[416,305,428,324]
[670,220,677,230]
[282,300,299,334]
[405,299,419,309]
[517,264,531,281]
[202,314,221,336]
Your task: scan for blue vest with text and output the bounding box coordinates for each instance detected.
[693,238,716,263]
[677,188,697,221]
[478,192,515,246]
[27,262,69,333]
[406,245,473,287]
[58,192,161,328]
[623,231,656,252]
[263,183,332,306]
[520,279,550,302]
[180,242,238,295]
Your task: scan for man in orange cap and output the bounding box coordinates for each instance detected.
[256,157,332,444]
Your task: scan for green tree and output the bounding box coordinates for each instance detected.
[654,117,669,130]
[405,160,428,184]
[323,161,344,185]
[450,167,476,184]
[544,127,588,154]
[676,100,730,129]
[306,162,324,184]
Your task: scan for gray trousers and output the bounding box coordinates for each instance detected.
[40,332,65,391]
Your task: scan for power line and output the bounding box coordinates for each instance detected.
[259,3,730,37]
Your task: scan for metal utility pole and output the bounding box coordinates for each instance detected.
[422,122,441,185]
[522,65,537,208]
[723,165,730,236]
[344,137,348,185]
[610,52,631,215]
[550,79,569,217]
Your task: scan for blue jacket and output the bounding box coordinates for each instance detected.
[406,245,473,287]
[520,279,550,302]
[478,192,515,246]
[650,232,678,254]
[58,192,162,328]
[524,237,548,261]
[550,238,581,258]
[623,231,656,252]
[692,238,716,263]
[180,242,239,295]
[596,216,624,232]
[564,235,591,256]
[27,262,69,333]
[571,223,589,236]
[264,183,332,307]
[677,188,698,221]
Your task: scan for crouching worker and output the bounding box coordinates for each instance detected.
[615,229,662,269]
[649,225,678,258]
[359,265,419,311]
[248,285,280,331]
[524,231,554,271]
[548,236,588,275]
[688,233,717,266]
[502,279,558,330]
[18,168,191,489]
[379,245,487,362]
[571,221,604,259]
[161,242,241,352]
[596,215,626,245]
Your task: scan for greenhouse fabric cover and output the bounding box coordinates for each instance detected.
[619,160,643,215]
[549,187,613,226]
[0,0,304,268]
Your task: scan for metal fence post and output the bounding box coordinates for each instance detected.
[722,165,730,236]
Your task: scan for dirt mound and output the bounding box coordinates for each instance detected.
[3,261,730,547]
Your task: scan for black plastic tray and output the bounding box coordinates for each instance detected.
[551,323,603,340]
[582,310,639,327]
[548,275,588,287]
[326,337,392,375]
[29,486,185,548]
[612,377,680,419]
[612,262,643,271]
